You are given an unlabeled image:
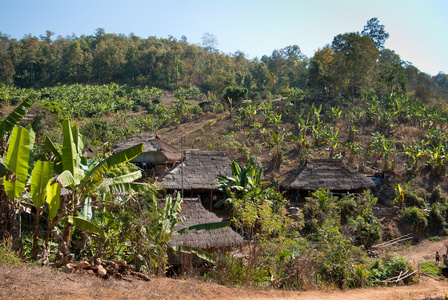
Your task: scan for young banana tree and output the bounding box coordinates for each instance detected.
[369,132,396,169]
[289,116,311,164]
[425,142,447,177]
[401,140,429,175]
[321,126,340,159]
[265,128,290,172]
[0,97,35,251]
[45,120,151,254]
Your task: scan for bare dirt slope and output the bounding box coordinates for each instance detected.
[394,236,448,267]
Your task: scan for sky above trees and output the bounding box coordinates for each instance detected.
[1,0,447,76]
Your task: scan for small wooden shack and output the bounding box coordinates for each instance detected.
[112,134,181,178]
[157,150,232,211]
[281,159,375,203]
[168,198,243,273]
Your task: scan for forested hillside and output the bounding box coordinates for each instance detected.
[1,18,447,104]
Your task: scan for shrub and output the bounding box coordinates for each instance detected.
[402,206,428,234]
[0,239,23,266]
[368,255,415,284]
[419,262,442,277]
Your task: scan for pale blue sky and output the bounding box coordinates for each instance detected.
[1,0,447,76]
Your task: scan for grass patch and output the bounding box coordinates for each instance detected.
[419,262,442,277]
[428,236,441,242]
[0,239,23,266]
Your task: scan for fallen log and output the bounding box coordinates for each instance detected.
[50,254,74,268]
[372,234,413,248]
[130,270,151,281]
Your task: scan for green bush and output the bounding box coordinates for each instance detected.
[419,262,442,277]
[368,255,415,284]
[402,206,428,234]
[0,239,23,266]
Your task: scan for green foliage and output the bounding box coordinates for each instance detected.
[348,209,382,249]
[369,255,415,284]
[0,239,23,266]
[223,86,248,103]
[302,188,339,235]
[313,220,368,288]
[419,262,442,277]
[402,206,429,234]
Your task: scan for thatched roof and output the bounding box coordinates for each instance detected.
[157,150,232,190]
[168,198,243,249]
[112,134,181,162]
[280,159,375,191]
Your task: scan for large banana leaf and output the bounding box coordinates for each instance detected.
[85,143,143,178]
[0,162,14,180]
[102,182,155,195]
[0,97,34,139]
[170,245,217,264]
[103,171,142,185]
[80,197,93,221]
[3,126,31,200]
[63,215,106,240]
[53,170,79,187]
[71,125,84,156]
[30,160,54,209]
[62,120,82,180]
[46,181,61,221]
[44,137,62,170]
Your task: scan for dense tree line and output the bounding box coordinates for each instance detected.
[1,19,447,103]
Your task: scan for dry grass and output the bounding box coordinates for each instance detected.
[3,261,448,300]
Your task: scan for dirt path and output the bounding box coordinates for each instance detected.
[395,237,448,267]
[1,262,447,300]
[3,235,448,300]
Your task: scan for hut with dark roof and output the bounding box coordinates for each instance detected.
[157,150,232,211]
[280,159,375,203]
[112,134,181,178]
[167,198,243,271]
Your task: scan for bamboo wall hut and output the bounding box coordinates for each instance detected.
[112,134,181,178]
[157,150,232,211]
[167,198,243,271]
[281,159,375,203]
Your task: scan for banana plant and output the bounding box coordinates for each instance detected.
[289,116,311,164]
[216,160,279,207]
[369,132,396,169]
[320,126,340,159]
[45,119,151,250]
[425,142,447,177]
[401,140,429,175]
[265,128,290,172]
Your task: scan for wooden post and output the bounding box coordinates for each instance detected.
[210,190,213,212]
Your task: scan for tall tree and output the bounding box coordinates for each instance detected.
[375,49,407,95]
[332,32,379,101]
[361,17,390,50]
[201,32,219,53]
[307,45,337,101]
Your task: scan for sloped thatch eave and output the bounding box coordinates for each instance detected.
[168,198,243,249]
[112,133,181,163]
[157,150,232,190]
[280,159,375,191]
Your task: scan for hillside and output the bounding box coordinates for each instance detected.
[2,84,448,293]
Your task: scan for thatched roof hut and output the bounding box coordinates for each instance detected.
[157,150,231,191]
[112,133,181,164]
[168,198,243,249]
[157,150,232,210]
[281,159,375,197]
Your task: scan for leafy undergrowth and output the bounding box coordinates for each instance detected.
[419,262,443,277]
[0,240,23,266]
